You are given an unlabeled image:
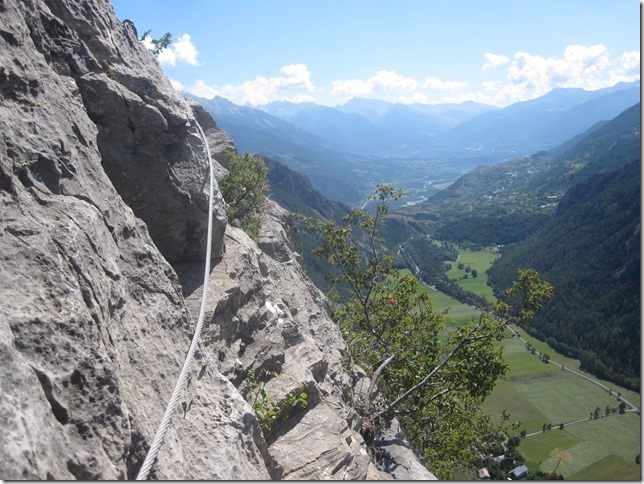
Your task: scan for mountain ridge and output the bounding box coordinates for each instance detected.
[193,81,639,206]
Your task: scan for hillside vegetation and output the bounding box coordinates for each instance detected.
[267,100,641,394]
[488,158,640,390]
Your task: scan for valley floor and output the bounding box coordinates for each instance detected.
[424,248,641,480]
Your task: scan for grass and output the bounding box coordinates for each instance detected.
[568,454,641,480]
[446,248,499,302]
[399,269,482,325]
[484,332,642,479]
[519,430,581,469]
[406,264,641,480]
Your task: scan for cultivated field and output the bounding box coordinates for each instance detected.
[485,336,641,479]
[438,249,641,479]
[446,248,499,303]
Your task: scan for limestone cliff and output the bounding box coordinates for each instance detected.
[0,0,435,479]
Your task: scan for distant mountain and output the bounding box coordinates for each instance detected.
[263,158,353,293]
[190,81,640,206]
[403,102,641,248]
[259,101,400,156]
[337,97,393,122]
[262,98,497,156]
[444,81,640,158]
[191,95,365,203]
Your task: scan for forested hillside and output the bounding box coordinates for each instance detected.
[488,158,640,390]
[404,103,641,249]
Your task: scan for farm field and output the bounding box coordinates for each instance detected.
[400,269,482,325]
[484,334,641,479]
[445,247,499,303]
[441,249,641,479]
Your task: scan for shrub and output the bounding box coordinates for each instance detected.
[219,151,268,241]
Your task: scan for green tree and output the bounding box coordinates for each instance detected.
[219,151,268,241]
[140,30,172,56]
[303,185,553,478]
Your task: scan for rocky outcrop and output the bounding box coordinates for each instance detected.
[0,0,435,479]
[0,0,268,479]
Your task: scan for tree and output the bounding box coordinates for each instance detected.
[140,30,172,56]
[548,448,571,476]
[593,406,601,419]
[219,151,268,241]
[303,185,553,478]
[619,402,627,414]
[471,268,478,278]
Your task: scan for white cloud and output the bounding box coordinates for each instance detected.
[473,44,640,106]
[188,79,220,99]
[141,35,154,51]
[169,78,184,92]
[482,53,510,71]
[505,44,617,97]
[422,77,469,90]
[186,64,317,105]
[616,50,640,78]
[158,34,201,67]
[279,63,315,91]
[331,79,373,97]
[369,70,418,91]
[181,46,639,108]
[330,70,419,101]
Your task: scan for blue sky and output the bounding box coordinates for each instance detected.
[111,0,640,107]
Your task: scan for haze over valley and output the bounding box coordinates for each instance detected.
[193,80,639,207]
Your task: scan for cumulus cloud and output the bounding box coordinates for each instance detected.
[474,44,640,106]
[158,34,201,67]
[169,78,184,92]
[617,50,640,78]
[331,70,419,100]
[189,79,220,99]
[422,77,469,90]
[186,64,317,105]
[369,70,419,91]
[330,79,373,97]
[505,44,617,96]
[181,45,639,107]
[482,53,510,71]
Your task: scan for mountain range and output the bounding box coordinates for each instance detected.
[192,80,639,206]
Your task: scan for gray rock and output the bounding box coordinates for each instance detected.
[174,200,436,479]
[0,0,267,479]
[0,0,437,480]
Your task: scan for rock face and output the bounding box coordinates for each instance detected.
[0,0,435,480]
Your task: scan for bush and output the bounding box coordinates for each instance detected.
[219,151,268,241]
